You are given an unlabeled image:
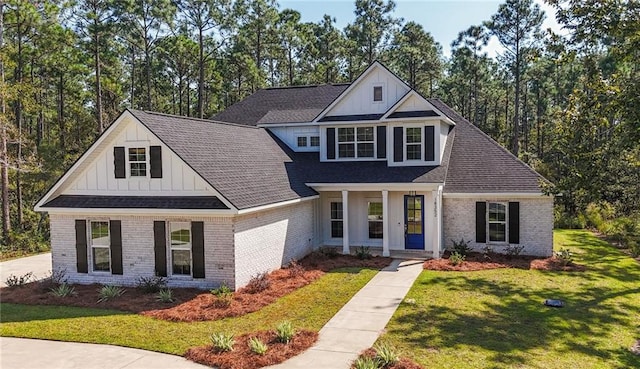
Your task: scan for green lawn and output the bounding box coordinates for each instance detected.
[0,267,378,355]
[378,229,640,369]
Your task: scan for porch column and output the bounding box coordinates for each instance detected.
[382,190,390,257]
[432,187,443,259]
[342,190,349,254]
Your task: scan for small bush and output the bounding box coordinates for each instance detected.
[286,259,305,277]
[355,246,372,260]
[210,332,235,352]
[629,239,640,258]
[213,292,233,308]
[245,272,270,294]
[451,238,472,256]
[353,356,381,369]
[374,343,399,367]
[97,285,125,302]
[210,283,232,296]
[49,283,76,297]
[449,251,465,266]
[481,245,494,259]
[5,272,33,287]
[320,247,339,258]
[555,248,573,266]
[156,288,174,303]
[136,275,167,293]
[275,321,295,344]
[38,268,68,291]
[505,244,526,257]
[248,337,268,355]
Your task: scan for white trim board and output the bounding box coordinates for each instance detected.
[443,192,551,199]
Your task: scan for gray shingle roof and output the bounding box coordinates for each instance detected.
[428,99,546,193]
[44,195,228,209]
[129,110,316,210]
[212,84,349,125]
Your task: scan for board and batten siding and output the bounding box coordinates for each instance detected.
[61,115,214,196]
[49,214,235,289]
[324,67,410,117]
[233,200,315,288]
[268,126,320,152]
[442,196,553,257]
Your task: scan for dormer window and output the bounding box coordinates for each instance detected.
[373,86,383,102]
[310,136,320,147]
[128,148,147,176]
[297,137,308,147]
[405,128,422,160]
[337,127,375,158]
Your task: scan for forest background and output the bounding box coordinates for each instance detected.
[0,0,638,256]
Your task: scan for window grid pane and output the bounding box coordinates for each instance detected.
[91,221,109,246]
[310,136,320,147]
[297,136,307,147]
[172,249,191,275]
[92,247,110,271]
[338,143,355,158]
[406,128,421,143]
[331,221,343,238]
[128,147,147,177]
[406,144,421,160]
[338,128,354,142]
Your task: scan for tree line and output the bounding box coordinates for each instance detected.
[1,0,638,249]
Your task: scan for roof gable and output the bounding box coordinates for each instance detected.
[314,61,411,122]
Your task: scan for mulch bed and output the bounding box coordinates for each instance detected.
[0,253,391,322]
[184,330,318,369]
[355,348,424,369]
[423,251,586,272]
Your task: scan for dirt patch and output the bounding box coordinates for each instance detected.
[423,252,585,272]
[0,253,391,322]
[631,340,640,356]
[355,348,424,369]
[184,330,318,369]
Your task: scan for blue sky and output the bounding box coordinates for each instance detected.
[278,0,563,58]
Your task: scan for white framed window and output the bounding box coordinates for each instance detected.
[128,147,147,177]
[330,202,343,238]
[367,201,383,239]
[373,85,383,102]
[90,221,110,272]
[310,136,320,147]
[488,202,507,242]
[297,136,308,147]
[170,222,192,276]
[405,127,422,161]
[337,127,375,158]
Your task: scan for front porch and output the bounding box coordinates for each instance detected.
[321,245,435,260]
[310,184,445,259]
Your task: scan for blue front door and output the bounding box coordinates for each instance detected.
[404,195,425,250]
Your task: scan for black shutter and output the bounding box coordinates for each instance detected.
[376,126,386,159]
[150,146,162,178]
[75,220,88,273]
[326,128,335,159]
[191,221,205,279]
[476,202,486,243]
[424,126,435,161]
[110,220,123,275]
[509,202,520,244]
[114,147,125,178]
[153,221,167,277]
[393,127,403,162]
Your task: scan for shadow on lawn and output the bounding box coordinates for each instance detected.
[390,231,640,368]
[0,303,128,323]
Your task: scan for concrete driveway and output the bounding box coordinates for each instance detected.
[0,252,52,286]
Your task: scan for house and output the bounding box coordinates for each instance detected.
[35,62,553,290]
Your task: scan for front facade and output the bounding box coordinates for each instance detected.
[36,62,553,290]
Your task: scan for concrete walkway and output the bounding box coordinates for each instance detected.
[267,259,424,369]
[0,337,209,369]
[0,252,52,286]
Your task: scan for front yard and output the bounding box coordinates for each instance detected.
[377,229,640,369]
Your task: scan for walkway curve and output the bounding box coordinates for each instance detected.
[0,337,209,369]
[1,252,52,286]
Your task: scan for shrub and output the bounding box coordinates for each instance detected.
[156,288,174,303]
[585,202,615,230]
[5,272,33,287]
[374,343,399,367]
[451,238,471,256]
[210,283,232,296]
[629,240,640,258]
[136,275,167,293]
[275,321,295,344]
[505,244,526,257]
[555,248,573,266]
[320,247,339,258]
[353,356,381,369]
[248,337,268,355]
[49,283,76,297]
[554,208,586,229]
[210,332,235,352]
[38,268,68,291]
[481,245,494,259]
[245,272,270,294]
[97,285,125,302]
[213,292,233,308]
[286,259,305,277]
[355,246,372,260]
[449,251,465,266]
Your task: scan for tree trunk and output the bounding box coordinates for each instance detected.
[512,55,520,156]
[197,27,204,119]
[58,74,65,150]
[94,17,103,133]
[0,0,8,241]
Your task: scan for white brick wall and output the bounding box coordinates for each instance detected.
[442,196,553,257]
[233,200,315,288]
[49,214,235,289]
